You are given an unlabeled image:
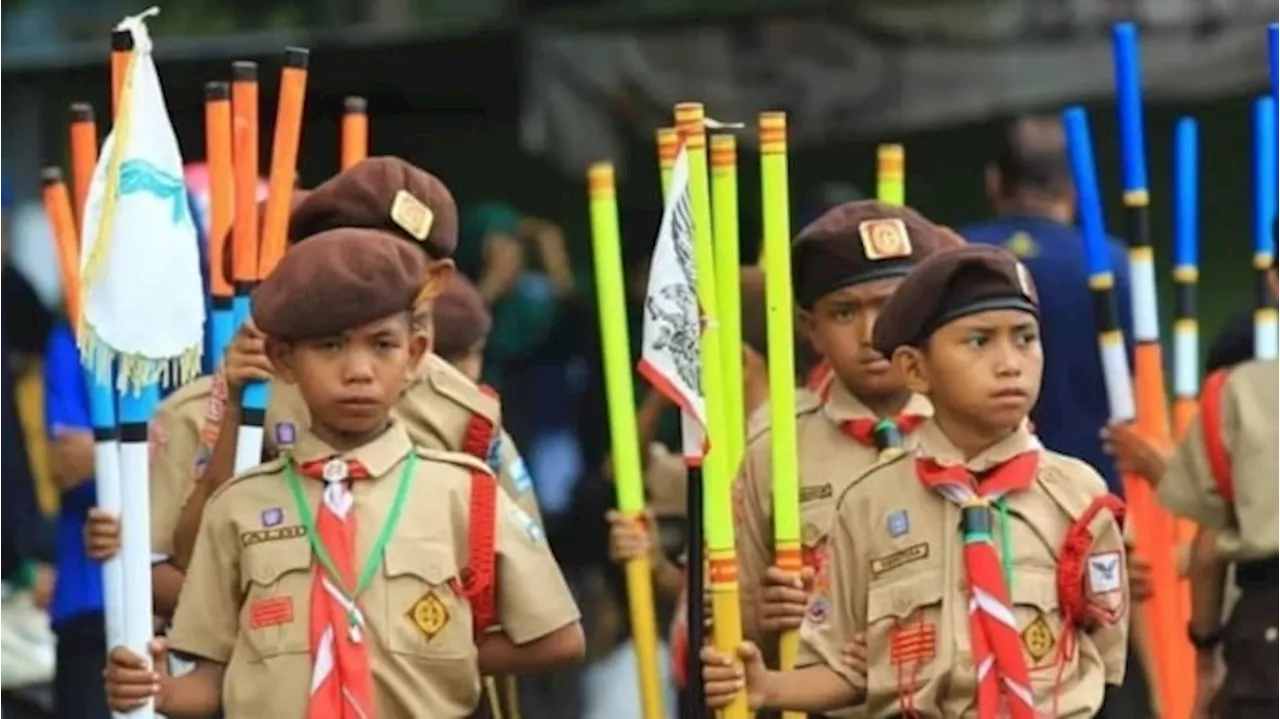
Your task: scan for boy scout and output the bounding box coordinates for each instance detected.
[704,245,1129,718]
[734,202,941,649]
[86,159,539,594]
[1153,264,1278,719]
[433,274,493,384]
[103,228,584,718]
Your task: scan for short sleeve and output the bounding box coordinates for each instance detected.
[149,399,206,559]
[493,490,580,644]
[1157,413,1230,529]
[734,436,776,645]
[1082,507,1130,685]
[494,430,543,526]
[167,493,241,663]
[797,506,864,692]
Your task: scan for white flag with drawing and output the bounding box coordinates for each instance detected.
[78,7,205,392]
[637,144,707,461]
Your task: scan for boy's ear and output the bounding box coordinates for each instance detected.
[891,345,929,395]
[266,338,297,385]
[417,258,456,304]
[407,328,430,370]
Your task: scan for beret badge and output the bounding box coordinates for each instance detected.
[390,189,435,241]
[858,218,913,261]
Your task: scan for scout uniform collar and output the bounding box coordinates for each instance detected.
[288,419,414,477]
[821,380,933,424]
[912,418,1040,473]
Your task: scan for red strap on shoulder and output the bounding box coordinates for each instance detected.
[461,384,499,460]
[464,469,499,636]
[1199,369,1235,503]
[1056,493,1126,628]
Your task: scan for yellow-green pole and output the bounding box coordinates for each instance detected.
[877,143,905,206]
[674,102,748,719]
[587,163,666,719]
[711,134,746,471]
[760,113,803,719]
[657,127,678,199]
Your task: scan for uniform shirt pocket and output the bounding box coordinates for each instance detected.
[1008,568,1066,681]
[866,571,944,698]
[240,539,312,660]
[383,538,475,660]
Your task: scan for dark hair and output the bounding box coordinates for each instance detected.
[993,115,1073,198]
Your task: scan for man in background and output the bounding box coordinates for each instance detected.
[958,115,1151,718]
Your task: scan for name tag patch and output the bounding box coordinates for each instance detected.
[799,483,833,503]
[1087,551,1122,594]
[870,543,929,577]
[241,525,307,547]
[249,596,294,629]
[409,591,450,640]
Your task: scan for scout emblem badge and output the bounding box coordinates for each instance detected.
[858,218,912,261]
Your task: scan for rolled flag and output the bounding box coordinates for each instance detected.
[77,10,205,716]
[637,142,709,461]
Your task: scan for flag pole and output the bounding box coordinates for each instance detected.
[675,101,748,719]
[876,143,904,207]
[588,163,666,719]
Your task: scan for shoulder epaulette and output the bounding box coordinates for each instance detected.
[425,354,501,423]
[744,392,824,446]
[209,456,289,501]
[414,446,497,477]
[832,450,910,509]
[1037,452,1109,521]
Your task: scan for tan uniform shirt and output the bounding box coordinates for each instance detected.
[148,356,542,559]
[269,354,543,523]
[149,375,221,561]
[733,382,933,642]
[167,422,580,718]
[1159,358,1279,561]
[799,421,1129,719]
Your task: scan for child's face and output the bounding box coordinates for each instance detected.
[898,309,1043,435]
[803,277,905,402]
[271,313,428,440]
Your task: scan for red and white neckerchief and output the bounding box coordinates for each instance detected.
[842,414,927,452]
[916,452,1039,719]
[297,457,377,719]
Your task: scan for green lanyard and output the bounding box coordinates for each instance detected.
[284,452,418,639]
[993,497,1014,593]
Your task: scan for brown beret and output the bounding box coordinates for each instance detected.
[792,200,946,308]
[252,228,427,341]
[432,274,492,360]
[872,244,1039,357]
[288,156,458,259]
[936,225,968,249]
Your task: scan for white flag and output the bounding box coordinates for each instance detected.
[78,7,205,392]
[637,145,707,460]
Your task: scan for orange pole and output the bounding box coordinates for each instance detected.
[340,96,368,171]
[41,168,82,323]
[68,103,98,229]
[110,30,132,117]
[231,61,261,293]
[205,81,234,301]
[258,48,311,278]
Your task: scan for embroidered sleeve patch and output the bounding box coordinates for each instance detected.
[409,591,450,640]
[249,596,294,629]
[890,620,936,665]
[1087,551,1123,594]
